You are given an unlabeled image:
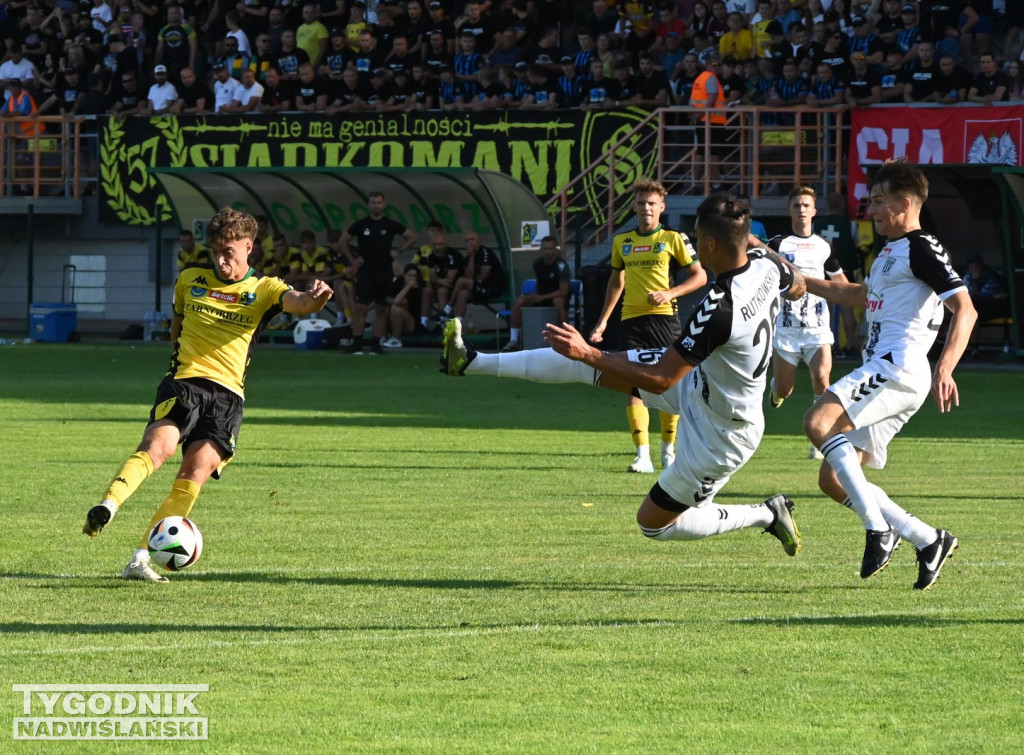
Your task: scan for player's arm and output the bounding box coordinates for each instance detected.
[399,227,417,254]
[591,267,625,342]
[764,249,809,301]
[282,279,334,314]
[653,259,708,304]
[932,289,977,413]
[544,322,694,395]
[337,231,358,264]
[823,247,849,284]
[169,314,183,346]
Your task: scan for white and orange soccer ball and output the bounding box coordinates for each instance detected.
[147,516,203,571]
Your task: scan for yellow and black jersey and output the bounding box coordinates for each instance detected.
[300,244,332,274]
[412,245,433,282]
[177,242,210,271]
[171,265,292,397]
[611,225,697,321]
[253,247,279,277]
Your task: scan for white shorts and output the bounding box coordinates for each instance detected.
[828,357,930,469]
[773,326,833,367]
[639,378,762,507]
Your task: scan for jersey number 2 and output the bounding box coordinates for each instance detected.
[752,299,780,379]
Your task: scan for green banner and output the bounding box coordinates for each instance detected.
[99,111,658,226]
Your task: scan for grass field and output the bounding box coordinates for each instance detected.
[1,343,1022,753]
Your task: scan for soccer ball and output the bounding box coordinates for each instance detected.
[147,516,203,571]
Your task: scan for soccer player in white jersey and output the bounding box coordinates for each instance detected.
[800,159,977,590]
[441,195,806,559]
[767,186,849,460]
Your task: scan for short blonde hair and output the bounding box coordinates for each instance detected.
[632,177,668,197]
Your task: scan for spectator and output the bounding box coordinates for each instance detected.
[933,52,973,104]
[522,63,560,108]
[634,51,670,107]
[659,30,686,75]
[426,1,457,47]
[175,228,209,272]
[719,11,754,60]
[44,66,88,116]
[718,55,746,103]
[750,0,776,57]
[572,29,597,72]
[221,35,250,79]
[458,0,497,56]
[454,30,485,97]
[260,65,295,111]
[893,5,921,66]
[556,55,583,106]
[292,61,328,111]
[224,11,251,56]
[363,67,395,110]
[296,3,329,67]
[211,59,241,113]
[437,65,466,109]
[847,14,884,66]
[968,51,1009,104]
[581,56,619,108]
[155,6,197,81]
[422,221,466,321]
[0,45,39,91]
[707,0,731,45]
[671,51,701,104]
[845,49,881,106]
[653,5,688,55]
[491,28,525,68]
[173,66,212,114]
[0,78,44,137]
[386,35,416,74]
[402,0,430,57]
[17,6,54,67]
[325,66,369,112]
[108,69,145,120]
[276,29,310,81]
[1006,59,1024,101]
[249,33,277,81]
[963,254,1010,321]
[879,46,905,102]
[500,236,570,351]
[874,0,906,48]
[902,38,941,102]
[143,63,178,114]
[959,0,989,68]
[390,65,427,110]
[224,66,263,112]
[806,59,846,105]
[588,0,620,41]
[920,0,969,63]
[265,8,289,52]
[90,0,113,34]
[410,62,437,108]
[345,1,370,52]
[767,57,809,120]
[618,0,658,63]
[352,30,384,82]
[689,1,712,37]
[236,0,271,47]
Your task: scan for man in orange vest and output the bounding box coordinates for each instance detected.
[688,54,729,193]
[0,78,44,136]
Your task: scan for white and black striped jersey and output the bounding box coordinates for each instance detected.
[863,230,965,367]
[673,249,795,424]
[768,232,842,330]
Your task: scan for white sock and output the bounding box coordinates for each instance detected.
[443,305,452,316]
[635,443,650,459]
[466,348,599,384]
[820,434,889,530]
[865,482,938,549]
[640,503,773,541]
[509,327,521,342]
[132,547,149,563]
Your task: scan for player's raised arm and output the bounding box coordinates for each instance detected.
[282,279,334,314]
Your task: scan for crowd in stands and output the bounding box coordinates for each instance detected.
[2,0,1024,118]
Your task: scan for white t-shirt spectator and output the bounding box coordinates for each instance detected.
[91,3,113,33]
[147,81,178,112]
[0,58,38,85]
[227,29,251,56]
[213,76,241,113]
[234,81,264,111]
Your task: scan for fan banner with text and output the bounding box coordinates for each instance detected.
[99,111,658,227]
[848,106,1023,214]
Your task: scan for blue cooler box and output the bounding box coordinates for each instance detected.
[30,303,77,342]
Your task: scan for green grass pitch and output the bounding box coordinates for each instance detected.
[1,344,1022,753]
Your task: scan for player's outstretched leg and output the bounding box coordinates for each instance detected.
[762,494,801,556]
[82,500,118,538]
[769,377,785,409]
[861,528,901,579]
[440,318,477,376]
[914,529,958,590]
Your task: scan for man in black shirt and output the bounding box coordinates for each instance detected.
[968,50,1009,104]
[449,231,505,321]
[337,192,418,354]
[259,66,294,112]
[932,52,973,104]
[501,236,570,351]
[901,38,940,102]
[173,66,212,113]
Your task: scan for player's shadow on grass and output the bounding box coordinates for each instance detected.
[731,615,1024,627]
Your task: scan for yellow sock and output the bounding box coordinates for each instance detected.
[626,404,649,449]
[659,412,679,445]
[137,479,201,549]
[103,451,155,508]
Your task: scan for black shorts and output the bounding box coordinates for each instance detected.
[618,313,682,350]
[471,279,502,303]
[150,376,243,477]
[696,123,738,158]
[354,269,393,305]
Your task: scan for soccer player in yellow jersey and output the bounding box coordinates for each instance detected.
[82,207,334,582]
[590,178,707,473]
[175,229,209,272]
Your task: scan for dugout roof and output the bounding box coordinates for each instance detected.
[149,167,548,296]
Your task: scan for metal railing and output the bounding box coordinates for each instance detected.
[547,106,848,250]
[0,116,92,198]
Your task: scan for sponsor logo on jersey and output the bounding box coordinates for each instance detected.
[882,258,896,274]
[240,292,257,305]
[633,245,652,253]
[654,242,666,253]
[191,287,207,297]
[210,291,239,303]
[193,275,209,286]
[622,244,632,256]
